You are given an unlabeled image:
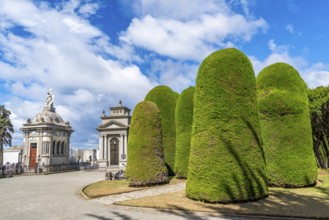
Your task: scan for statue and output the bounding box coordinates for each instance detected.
[45,87,54,111]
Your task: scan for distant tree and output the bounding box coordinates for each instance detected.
[186,48,268,203]
[257,62,317,187]
[174,86,194,179]
[126,101,168,186]
[308,86,329,168]
[145,85,178,176]
[0,105,14,166]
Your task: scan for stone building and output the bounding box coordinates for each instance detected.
[2,146,23,165]
[20,89,73,168]
[97,101,130,169]
[71,148,97,163]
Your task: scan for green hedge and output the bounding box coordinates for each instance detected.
[308,86,329,168]
[126,101,168,187]
[257,62,317,187]
[174,86,195,179]
[145,85,178,175]
[186,48,268,203]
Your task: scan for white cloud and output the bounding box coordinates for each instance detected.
[250,40,307,75]
[4,98,43,146]
[268,39,292,53]
[303,63,329,88]
[250,40,329,89]
[120,0,268,61]
[286,24,294,34]
[286,24,302,36]
[0,1,156,147]
[78,3,99,17]
[240,0,250,16]
[121,13,267,61]
[126,0,230,20]
[149,59,198,92]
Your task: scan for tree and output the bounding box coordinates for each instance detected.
[186,48,268,203]
[257,62,317,187]
[126,101,168,186]
[174,86,194,179]
[308,86,329,168]
[0,105,14,166]
[145,85,178,176]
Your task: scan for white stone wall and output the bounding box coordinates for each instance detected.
[22,131,71,166]
[3,150,22,165]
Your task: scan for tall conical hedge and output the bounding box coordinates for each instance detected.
[126,101,168,187]
[257,62,317,187]
[186,48,268,203]
[145,85,178,175]
[174,86,195,179]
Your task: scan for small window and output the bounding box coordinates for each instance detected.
[61,142,64,154]
[52,141,56,155]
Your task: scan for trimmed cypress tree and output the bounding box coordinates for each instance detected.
[145,85,178,175]
[126,101,168,187]
[174,86,195,179]
[186,48,268,203]
[257,62,318,187]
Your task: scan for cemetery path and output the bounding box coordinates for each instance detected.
[0,171,236,220]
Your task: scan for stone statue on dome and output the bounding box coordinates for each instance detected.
[45,87,55,111]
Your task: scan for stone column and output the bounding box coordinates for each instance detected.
[120,135,124,162]
[98,135,103,160]
[106,135,109,167]
[124,134,128,158]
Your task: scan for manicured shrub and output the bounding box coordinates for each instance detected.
[186,48,268,203]
[145,85,178,175]
[126,101,168,186]
[174,86,195,179]
[308,86,329,168]
[257,62,318,187]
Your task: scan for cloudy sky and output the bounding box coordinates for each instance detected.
[1,0,329,148]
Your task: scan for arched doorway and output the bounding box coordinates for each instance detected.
[110,138,119,165]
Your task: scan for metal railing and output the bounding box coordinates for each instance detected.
[1,162,98,177]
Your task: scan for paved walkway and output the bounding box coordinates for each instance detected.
[0,171,239,220]
[93,182,186,205]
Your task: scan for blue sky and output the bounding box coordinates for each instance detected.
[1,0,329,148]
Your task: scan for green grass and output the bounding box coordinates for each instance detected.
[116,170,329,219]
[83,177,185,198]
[83,179,141,198]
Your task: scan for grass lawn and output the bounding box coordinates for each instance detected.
[83,177,185,198]
[115,170,329,219]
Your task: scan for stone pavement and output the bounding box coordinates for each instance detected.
[0,171,242,220]
[93,182,186,205]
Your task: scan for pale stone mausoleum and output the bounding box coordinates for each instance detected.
[20,89,73,168]
[97,101,131,170]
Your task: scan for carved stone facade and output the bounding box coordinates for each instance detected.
[97,101,130,170]
[20,89,73,167]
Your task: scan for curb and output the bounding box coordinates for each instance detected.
[79,185,91,200]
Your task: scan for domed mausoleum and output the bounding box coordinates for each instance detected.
[20,89,73,168]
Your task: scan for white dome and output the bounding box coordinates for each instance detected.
[31,110,67,126]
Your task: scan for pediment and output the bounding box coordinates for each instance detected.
[97,120,128,130]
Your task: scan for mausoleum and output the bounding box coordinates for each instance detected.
[20,89,73,168]
[97,101,130,170]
